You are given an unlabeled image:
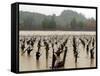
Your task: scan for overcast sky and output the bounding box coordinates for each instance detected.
[19,5,96,19]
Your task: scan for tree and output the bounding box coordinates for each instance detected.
[42,14,56,30]
[49,14,56,29]
[86,18,96,30]
[24,16,33,26]
[70,17,77,29]
[77,21,84,29]
[42,17,50,29]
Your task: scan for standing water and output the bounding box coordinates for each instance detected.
[19,31,96,71]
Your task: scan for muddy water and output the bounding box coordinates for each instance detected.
[19,31,96,71]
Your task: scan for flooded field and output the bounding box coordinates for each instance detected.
[19,31,96,71]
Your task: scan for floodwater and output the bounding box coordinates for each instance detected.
[19,31,96,71]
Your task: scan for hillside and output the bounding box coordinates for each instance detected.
[19,10,96,31]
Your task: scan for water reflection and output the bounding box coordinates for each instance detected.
[90,58,94,67]
[36,60,40,69]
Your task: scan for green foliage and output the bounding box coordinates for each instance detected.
[42,14,56,29]
[70,17,85,29]
[19,10,95,31]
[49,14,56,28]
[77,21,84,28]
[42,18,50,29]
[70,17,77,28]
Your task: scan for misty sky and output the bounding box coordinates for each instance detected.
[19,5,96,19]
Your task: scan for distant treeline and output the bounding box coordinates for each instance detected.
[19,10,96,31]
